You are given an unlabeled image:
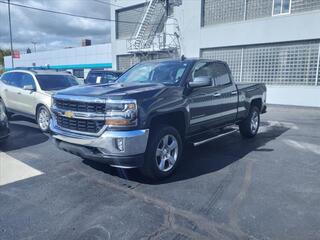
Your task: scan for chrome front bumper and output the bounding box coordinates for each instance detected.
[50,120,149,159]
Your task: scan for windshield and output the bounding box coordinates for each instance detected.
[86,71,121,84]
[36,74,79,91]
[117,61,189,85]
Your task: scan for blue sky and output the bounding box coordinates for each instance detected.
[0,0,111,53]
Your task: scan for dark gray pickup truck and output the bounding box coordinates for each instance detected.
[50,59,266,179]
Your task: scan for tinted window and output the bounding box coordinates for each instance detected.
[117,62,189,85]
[86,71,121,84]
[191,62,215,85]
[0,73,11,84]
[212,63,231,86]
[2,72,22,87]
[20,73,36,89]
[36,74,78,91]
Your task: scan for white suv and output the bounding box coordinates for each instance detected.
[0,69,78,132]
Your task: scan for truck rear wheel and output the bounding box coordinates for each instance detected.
[239,106,260,138]
[140,124,182,180]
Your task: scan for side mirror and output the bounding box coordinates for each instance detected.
[23,85,36,91]
[189,76,212,88]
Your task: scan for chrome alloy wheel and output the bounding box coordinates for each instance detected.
[156,134,179,172]
[38,108,50,131]
[250,111,259,134]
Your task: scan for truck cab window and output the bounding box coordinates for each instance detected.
[191,62,215,85]
[212,63,231,86]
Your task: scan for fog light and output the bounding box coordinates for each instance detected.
[115,138,124,152]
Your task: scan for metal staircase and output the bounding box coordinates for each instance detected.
[134,0,165,50]
[127,0,180,53]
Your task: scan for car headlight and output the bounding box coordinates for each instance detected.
[105,99,138,127]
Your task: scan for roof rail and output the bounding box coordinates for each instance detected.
[12,67,37,73]
[12,66,62,72]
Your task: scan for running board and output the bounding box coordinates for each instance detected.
[192,128,238,147]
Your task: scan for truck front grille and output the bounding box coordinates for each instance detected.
[55,99,106,113]
[55,114,105,133]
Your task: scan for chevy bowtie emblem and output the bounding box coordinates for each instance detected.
[64,111,74,118]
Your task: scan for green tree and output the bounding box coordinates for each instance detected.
[0,48,11,68]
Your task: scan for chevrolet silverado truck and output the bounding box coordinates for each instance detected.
[50,59,266,179]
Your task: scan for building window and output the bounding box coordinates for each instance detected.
[246,0,273,20]
[273,0,291,15]
[291,0,320,13]
[202,0,245,26]
[200,40,320,86]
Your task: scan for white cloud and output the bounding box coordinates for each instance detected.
[0,0,111,52]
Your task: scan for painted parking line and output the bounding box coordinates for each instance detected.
[0,152,43,186]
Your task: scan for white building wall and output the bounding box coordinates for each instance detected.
[267,86,320,107]
[4,43,112,71]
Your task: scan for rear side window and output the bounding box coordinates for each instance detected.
[0,73,10,84]
[212,63,231,86]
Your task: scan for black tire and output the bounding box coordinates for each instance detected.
[140,124,183,180]
[0,99,11,119]
[239,106,260,138]
[0,99,9,142]
[37,105,51,133]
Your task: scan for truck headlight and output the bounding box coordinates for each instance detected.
[105,99,138,127]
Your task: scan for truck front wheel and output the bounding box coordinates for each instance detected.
[239,106,260,138]
[140,125,182,180]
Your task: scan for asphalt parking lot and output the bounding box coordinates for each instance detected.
[0,105,320,240]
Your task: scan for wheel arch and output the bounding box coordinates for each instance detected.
[35,103,51,119]
[148,111,187,140]
[250,98,262,111]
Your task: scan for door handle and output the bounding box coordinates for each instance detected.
[213,92,221,97]
[4,89,8,92]
[231,91,237,95]
[17,92,21,95]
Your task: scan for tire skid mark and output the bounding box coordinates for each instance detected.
[227,159,254,239]
[71,166,239,240]
[199,163,237,216]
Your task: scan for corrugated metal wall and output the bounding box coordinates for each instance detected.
[116,3,147,39]
[116,54,140,71]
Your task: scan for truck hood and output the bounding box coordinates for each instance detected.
[54,82,167,100]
